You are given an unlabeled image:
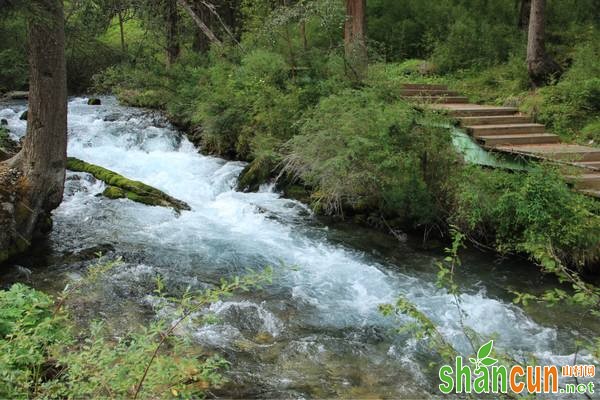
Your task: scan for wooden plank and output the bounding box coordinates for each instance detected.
[478,133,560,146]
[466,123,546,136]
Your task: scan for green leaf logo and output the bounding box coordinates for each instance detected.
[471,340,498,370]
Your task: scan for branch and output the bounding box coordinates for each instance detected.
[177,0,222,46]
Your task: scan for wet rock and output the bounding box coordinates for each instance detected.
[87,98,102,106]
[0,127,21,161]
[237,159,275,192]
[19,110,28,121]
[63,244,116,263]
[0,119,7,126]
[103,113,122,122]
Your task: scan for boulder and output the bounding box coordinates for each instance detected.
[19,110,28,121]
[0,119,7,126]
[87,98,102,106]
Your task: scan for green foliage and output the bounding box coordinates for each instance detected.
[432,15,521,73]
[283,89,458,225]
[0,15,28,92]
[453,166,600,268]
[0,284,69,398]
[0,258,273,399]
[522,33,600,143]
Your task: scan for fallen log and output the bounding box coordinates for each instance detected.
[66,157,191,212]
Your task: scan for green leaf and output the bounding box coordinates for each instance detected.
[477,340,493,360]
[481,357,498,366]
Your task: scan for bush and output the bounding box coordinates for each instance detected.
[522,32,600,143]
[453,166,600,268]
[432,16,521,73]
[283,89,459,227]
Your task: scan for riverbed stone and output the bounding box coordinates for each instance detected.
[87,98,102,105]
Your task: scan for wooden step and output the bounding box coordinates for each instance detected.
[459,115,532,126]
[413,96,469,104]
[467,123,546,136]
[402,83,448,90]
[580,189,600,199]
[566,174,600,190]
[478,133,560,146]
[431,105,519,117]
[494,144,600,162]
[573,161,600,171]
[401,89,459,97]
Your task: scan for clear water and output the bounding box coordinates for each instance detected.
[1,97,598,398]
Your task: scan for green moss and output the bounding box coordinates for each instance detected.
[102,185,126,199]
[237,160,274,192]
[0,237,30,264]
[67,157,190,212]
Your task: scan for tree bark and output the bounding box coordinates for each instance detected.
[344,0,367,80]
[177,0,222,46]
[165,0,180,66]
[526,0,560,86]
[0,0,67,262]
[518,0,531,30]
[118,9,127,53]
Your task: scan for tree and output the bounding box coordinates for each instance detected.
[165,0,180,65]
[178,0,222,46]
[526,0,561,86]
[0,0,67,262]
[517,0,531,30]
[344,0,367,80]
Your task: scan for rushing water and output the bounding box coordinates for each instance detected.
[1,97,598,398]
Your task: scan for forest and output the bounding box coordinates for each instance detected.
[0,0,599,398]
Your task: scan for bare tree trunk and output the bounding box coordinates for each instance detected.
[518,0,531,30]
[118,10,127,53]
[178,0,222,46]
[300,21,308,51]
[527,0,560,86]
[165,0,180,66]
[0,0,67,262]
[344,0,367,80]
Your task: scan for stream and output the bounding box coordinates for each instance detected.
[1,97,598,398]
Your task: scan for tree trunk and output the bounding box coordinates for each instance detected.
[526,0,560,86]
[344,0,367,80]
[118,10,127,53]
[0,0,67,262]
[165,0,180,66]
[178,0,222,46]
[518,0,531,30]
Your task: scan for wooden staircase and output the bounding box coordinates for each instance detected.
[401,84,600,197]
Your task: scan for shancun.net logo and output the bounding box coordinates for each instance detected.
[439,340,596,395]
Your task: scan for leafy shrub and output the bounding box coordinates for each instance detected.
[522,32,600,143]
[283,89,459,227]
[432,16,520,73]
[453,166,600,268]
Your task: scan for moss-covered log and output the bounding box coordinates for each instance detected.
[66,157,191,212]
